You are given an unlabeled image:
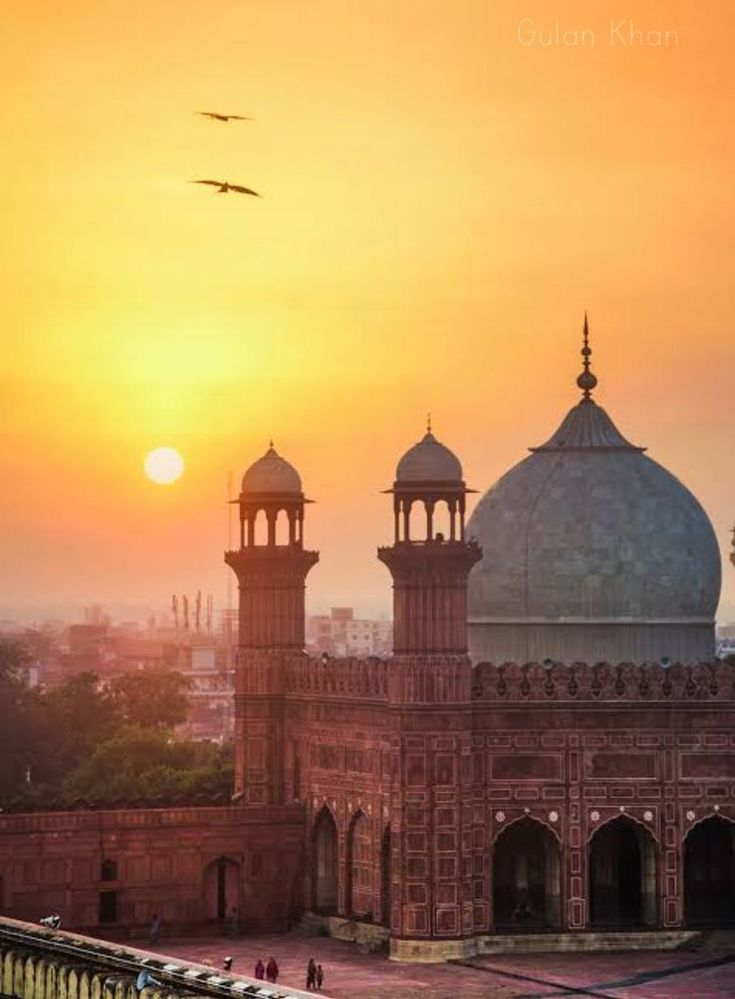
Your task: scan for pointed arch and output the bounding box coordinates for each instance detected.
[312,806,339,914]
[346,809,372,919]
[588,816,657,928]
[684,814,735,927]
[492,816,561,931]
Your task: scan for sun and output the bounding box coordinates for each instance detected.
[144,447,184,485]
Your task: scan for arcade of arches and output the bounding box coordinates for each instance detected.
[312,809,392,925]
[308,810,735,933]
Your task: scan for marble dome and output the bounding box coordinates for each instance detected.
[466,339,721,665]
[396,431,463,484]
[241,445,302,494]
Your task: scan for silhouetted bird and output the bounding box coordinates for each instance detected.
[193,180,260,197]
[197,111,251,122]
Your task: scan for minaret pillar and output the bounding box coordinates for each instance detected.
[225,445,318,805]
[378,426,485,959]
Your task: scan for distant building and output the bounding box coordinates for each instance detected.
[306,607,392,657]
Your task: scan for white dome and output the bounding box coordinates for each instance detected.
[396,432,463,483]
[467,398,721,664]
[241,445,302,494]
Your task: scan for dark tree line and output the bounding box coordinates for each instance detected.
[0,640,233,812]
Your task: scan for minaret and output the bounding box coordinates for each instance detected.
[225,444,318,803]
[730,526,735,570]
[378,419,481,673]
[378,424,483,960]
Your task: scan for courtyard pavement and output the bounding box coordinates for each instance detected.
[155,931,735,998]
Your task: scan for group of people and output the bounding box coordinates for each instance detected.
[253,956,279,983]
[305,958,324,991]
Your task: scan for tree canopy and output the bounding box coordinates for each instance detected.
[0,640,233,812]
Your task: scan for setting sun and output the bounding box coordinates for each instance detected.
[144,447,184,485]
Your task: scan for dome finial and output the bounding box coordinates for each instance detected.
[426,412,432,434]
[269,438,274,449]
[576,311,598,400]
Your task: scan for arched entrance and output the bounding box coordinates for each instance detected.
[204,857,241,921]
[589,818,657,928]
[347,811,372,919]
[312,807,339,913]
[684,816,735,927]
[492,818,561,931]
[380,825,391,927]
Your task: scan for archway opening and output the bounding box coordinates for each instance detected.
[493,817,561,932]
[684,816,735,927]
[589,818,657,928]
[380,825,391,928]
[347,811,372,920]
[252,509,268,547]
[275,509,290,546]
[312,808,339,914]
[205,857,241,921]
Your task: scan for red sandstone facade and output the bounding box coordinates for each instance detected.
[0,806,304,936]
[227,443,735,960]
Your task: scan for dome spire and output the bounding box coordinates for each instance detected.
[576,311,598,400]
[426,412,432,434]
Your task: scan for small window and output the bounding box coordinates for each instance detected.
[100,859,117,882]
[99,891,118,924]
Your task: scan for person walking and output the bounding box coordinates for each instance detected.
[254,958,265,980]
[265,957,279,983]
[315,964,324,991]
[148,913,162,946]
[306,957,317,990]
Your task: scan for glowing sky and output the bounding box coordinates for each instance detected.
[0,1,733,622]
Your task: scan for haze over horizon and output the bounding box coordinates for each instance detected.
[1,1,733,626]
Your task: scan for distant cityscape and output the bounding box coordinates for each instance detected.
[0,601,394,742]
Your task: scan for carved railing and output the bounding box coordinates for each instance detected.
[471,660,734,702]
[285,656,389,699]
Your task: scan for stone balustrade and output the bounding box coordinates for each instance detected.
[285,656,388,699]
[0,916,313,999]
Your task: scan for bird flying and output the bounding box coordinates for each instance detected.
[193,180,261,197]
[197,111,251,122]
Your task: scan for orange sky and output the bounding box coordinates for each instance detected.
[0,0,733,623]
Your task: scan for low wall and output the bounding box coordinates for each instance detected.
[0,805,305,935]
[0,916,316,998]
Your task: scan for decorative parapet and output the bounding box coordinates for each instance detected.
[471,660,734,702]
[0,804,303,833]
[285,655,389,699]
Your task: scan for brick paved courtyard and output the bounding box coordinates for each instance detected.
[154,932,735,999]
